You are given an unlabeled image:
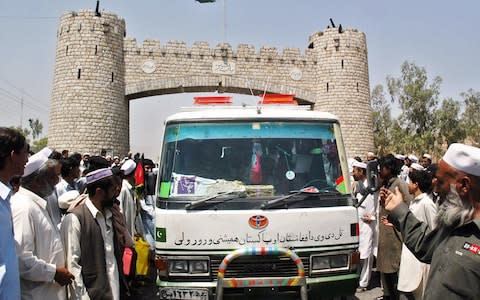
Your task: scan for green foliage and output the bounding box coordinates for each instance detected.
[461,89,480,146]
[371,85,392,156]
[28,118,43,140]
[31,137,48,153]
[436,98,465,146]
[387,62,441,136]
[371,61,479,157]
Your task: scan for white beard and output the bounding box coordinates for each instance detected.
[435,185,475,229]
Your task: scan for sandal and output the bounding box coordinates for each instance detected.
[356,287,367,293]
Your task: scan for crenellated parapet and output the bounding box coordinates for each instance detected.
[124,39,314,63]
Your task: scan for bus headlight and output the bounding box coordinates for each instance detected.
[166,257,210,276]
[190,260,209,274]
[169,260,189,273]
[311,256,330,270]
[310,254,349,274]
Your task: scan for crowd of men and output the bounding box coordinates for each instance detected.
[351,146,480,300]
[0,127,157,300]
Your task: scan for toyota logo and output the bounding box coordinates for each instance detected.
[248,215,269,230]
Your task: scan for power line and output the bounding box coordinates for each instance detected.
[0,15,57,20]
[0,88,49,115]
[0,77,50,107]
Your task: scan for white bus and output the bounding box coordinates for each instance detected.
[154,95,360,300]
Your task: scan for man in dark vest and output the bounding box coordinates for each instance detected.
[61,168,129,300]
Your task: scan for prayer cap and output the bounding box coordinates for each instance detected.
[407,154,418,163]
[121,159,136,176]
[86,168,113,184]
[423,153,432,160]
[58,190,80,209]
[23,147,52,177]
[410,163,425,171]
[352,161,367,169]
[442,143,480,176]
[395,154,405,160]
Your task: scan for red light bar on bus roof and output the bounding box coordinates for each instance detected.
[194,96,233,105]
[259,94,297,105]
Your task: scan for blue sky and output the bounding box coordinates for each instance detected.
[0,0,479,159]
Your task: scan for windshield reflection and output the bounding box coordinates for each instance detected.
[159,122,344,198]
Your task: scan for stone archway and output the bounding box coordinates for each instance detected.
[49,9,374,158]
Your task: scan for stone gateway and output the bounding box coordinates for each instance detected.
[48,9,374,158]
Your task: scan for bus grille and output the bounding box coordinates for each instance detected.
[209,254,310,279]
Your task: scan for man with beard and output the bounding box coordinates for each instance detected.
[383,143,480,299]
[351,161,376,293]
[11,149,74,299]
[62,168,129,300]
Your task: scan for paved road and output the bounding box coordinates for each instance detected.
[132,272,383,300]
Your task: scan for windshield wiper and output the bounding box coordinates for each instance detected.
[185,191,246,210]
[261,187,340,209]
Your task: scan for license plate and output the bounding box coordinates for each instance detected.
[159,288,209,300]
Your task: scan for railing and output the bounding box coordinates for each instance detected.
[215,247,307,300]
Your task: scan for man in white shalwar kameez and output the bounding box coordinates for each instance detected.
[352,161,376,292]
[398,170,437,300]
[118,159,138,236]
[12,150,74,300]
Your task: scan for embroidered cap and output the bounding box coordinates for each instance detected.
[423,153,432,160]
[22,147,52,177]
[395,154,405,160]
[442,143,480,176]
[86,168,113,184]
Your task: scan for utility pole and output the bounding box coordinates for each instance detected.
[223,0,226,44]
[20,96,24,128]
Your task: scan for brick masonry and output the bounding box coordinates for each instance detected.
[49,9,374,159]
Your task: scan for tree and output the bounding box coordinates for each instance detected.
[28,118,43,140]
[386,61,442,154]
[31,137,48,154]
[461,89,480,146]
[436,98,465,151]
[371,85,393,156]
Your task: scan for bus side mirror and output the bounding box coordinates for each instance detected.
[366,160,379,192]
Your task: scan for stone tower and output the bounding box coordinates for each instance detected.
[309,28,374,157]
[49,10,129,156]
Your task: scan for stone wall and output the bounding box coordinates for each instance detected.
[49,9,374,158]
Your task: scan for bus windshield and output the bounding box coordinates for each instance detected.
[158,121,349,199]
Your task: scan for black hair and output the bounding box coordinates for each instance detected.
[49,151,63,160]
[353,156,362,162]
[85,156,110,174]
[60,157,80,178]
[409,170,433,193]
[69,152,82,164]
[0,127,27,170]
[379,154,401,176]
[427,163,438,177]
[143,158,155,167]
[86,176,114,197]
